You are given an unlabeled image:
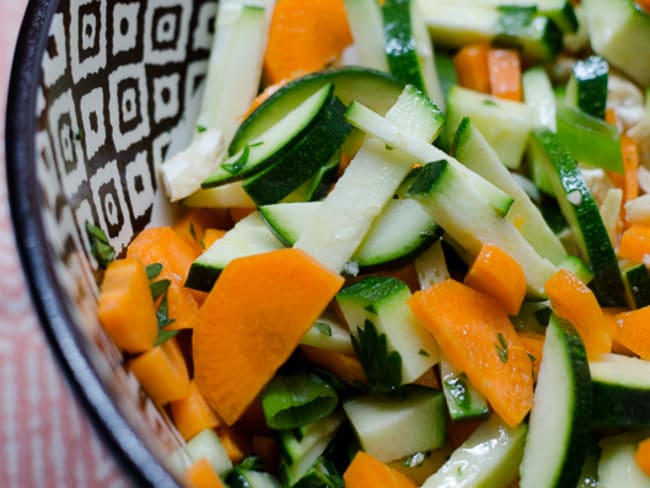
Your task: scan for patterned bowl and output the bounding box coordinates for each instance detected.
[6,0,216,485]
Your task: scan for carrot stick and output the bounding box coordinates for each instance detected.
[463,243,527,315]
[636,437,650,477]
[618,223,650,264]
[127,227,201,330]
[301,345,368,387]
[615,306,650,360]
[193,249,344,425]
[545,269,612,360]
[173,210,217,255]
[408,279,534,427]
[263,0,353,84]
[202,229,227,250]
[185,457,226,488]
[128,338,190,405]
[453,44,490,94]
[97,258,159,353]
[344,451,418,488]
[170,380,222,441]
[621,134,640,203]
[488,48,522,101]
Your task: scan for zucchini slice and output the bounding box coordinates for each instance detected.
[529,128,626,306]
[439,354,490,421]
[590,353,650,428]
[421,414,527,488]
[565,55,609,120]
[519,315,593,488]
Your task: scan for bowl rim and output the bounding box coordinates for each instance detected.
[5,1,181,486]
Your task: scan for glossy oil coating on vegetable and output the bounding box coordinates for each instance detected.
[90,0,650,486]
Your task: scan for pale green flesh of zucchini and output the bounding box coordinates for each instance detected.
[260,199,438,267]
[343,0,389,71]
[451,117,567,265]
[407,160,556,297]
[440,353,490,421]
[421,414,527,488]
[294,86,444,274]
[598,433,650,487]
[343,388,447,463]
[520,315,592,488]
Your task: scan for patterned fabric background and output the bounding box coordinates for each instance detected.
[3,0,218,485]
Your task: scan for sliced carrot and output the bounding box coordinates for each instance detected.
[202,229,227,250]
[217,425,250,464]
[173,209,217,255]
[97,258,158,353]
[128,338,190,405]
[544,269,612,360]
[301,345,368,387]
[618,223,650,264]
[408,279,534,427]
[344,451,417,488]
[603,307,634,355]
[127,227,201,330]
[193,248,344,425]
[517,331,545,381]
[170,380,222,441]
[621,135,640,204]
[488,48,522,101]
[185,457,226,488]
[616,306,650,360]
[453,43,490,94]
[463,243,527,315]
[636,437,650,477]
[263,0,353,84]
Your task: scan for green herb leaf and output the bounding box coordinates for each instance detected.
[189,222,198,242]
[150,279,172,301]
[145,263,163,280]
[238,456,264,472]
[527,352,537,363]
[156,294,176,328]
[196,125,207,133]
[418,348,430,357]
[154,328,179,346]
[314,321,332,337]
[351,319,402,392]
[86,222,115,269]
[496,332,509,364]
[222,145,250,174]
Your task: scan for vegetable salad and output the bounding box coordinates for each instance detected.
[91,0,650,486]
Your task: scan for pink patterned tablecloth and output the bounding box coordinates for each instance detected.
[1,3,131,487]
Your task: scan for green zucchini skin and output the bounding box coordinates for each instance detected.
[242,95,351,205]
[529,128,626,307]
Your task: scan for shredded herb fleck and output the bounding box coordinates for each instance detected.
[189,222,198,242]
[222,145,251,174]
[196,125,207,133]
[86,222,115,269]
[314,321,332,337]
[145,263,163,280]
[418,348,430,357]
[150,279,172,301]
[496,332,509,364]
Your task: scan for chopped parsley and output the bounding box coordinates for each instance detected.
[145,263,163,280]
[86,222,115,269]
[314,321,332,337]
[352,319,402,392]
[496,332,509,364]
[222,145,251,174]
[150,279,172,301]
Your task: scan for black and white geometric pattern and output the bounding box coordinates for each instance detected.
[36,0,217,463]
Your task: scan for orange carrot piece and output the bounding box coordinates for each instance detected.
[128,338,190,405]
[217,426,250,464]
[545,269,612,360]
[453,44,491,94]
[635,0,650,13]
[170,380,222,441]
[517,331,545,381]
[202,229,227,249]
[263,0,352,84]
[344,451,417,488]
[173,210,215,255]
[621,134,640,203]
[193,248,344,425]
[603,307,633,355]
[618,224,650,264]
[463,243,527,315]
[636,437,650,476]
[408,280,534,427]
[488,48,523,101]
[185,457,226,488]
[127,227,201,330]
[301,345,368,387]
[616,306,650,360]
[97,258,159,353]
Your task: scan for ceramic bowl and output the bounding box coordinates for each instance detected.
[6,0,216,485]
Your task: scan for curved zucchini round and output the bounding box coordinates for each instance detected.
[229,66,403,155]
[520,315,593,488]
